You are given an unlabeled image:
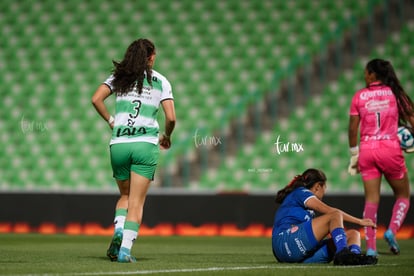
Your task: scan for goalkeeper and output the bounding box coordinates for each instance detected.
[348,58,414,256]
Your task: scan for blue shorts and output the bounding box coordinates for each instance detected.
[272,220,333,263]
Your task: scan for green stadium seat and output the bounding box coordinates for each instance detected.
[1,0,405,192]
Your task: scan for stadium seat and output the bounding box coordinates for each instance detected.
[198,17,414,192]
[0,0,406,193]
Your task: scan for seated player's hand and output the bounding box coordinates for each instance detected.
[360,218,376,228]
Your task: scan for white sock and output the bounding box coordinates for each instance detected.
[113,208,127,231]
[121,229,137,251]
[114,215,126,231]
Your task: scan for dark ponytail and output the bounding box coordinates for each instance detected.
[111,38,155,94]
[275,168,327,204]
[366,58,414,126]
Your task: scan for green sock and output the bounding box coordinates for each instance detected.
[115,208,128,217]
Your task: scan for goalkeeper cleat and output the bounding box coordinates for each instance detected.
[405,146,414,153]
[107,229,123,261]
[384,229,400,255]
[366,248,378,257]
[117,247,137,263]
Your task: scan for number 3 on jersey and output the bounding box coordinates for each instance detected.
[129,99,142,119]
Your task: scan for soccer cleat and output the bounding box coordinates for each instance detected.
[359,255,378,265]
[366,248,378,257]
[106,229,123,261]
[384,229,400,255]
[334,248,378,266]
[117,247,137,263]
[405,146,414,153]
[333,248,361,266]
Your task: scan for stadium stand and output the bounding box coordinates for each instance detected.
[200,19,414,193]
[0,0,412,193]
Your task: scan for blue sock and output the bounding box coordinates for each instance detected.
[349,244,361,254]
[331,227,347,253]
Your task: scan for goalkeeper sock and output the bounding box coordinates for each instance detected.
[389,198,410,234]
[363,202,378,251]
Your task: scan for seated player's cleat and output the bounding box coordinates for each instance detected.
[106,229,123,261]
[117,247,137,263]
[358,254,378,265]
[384,229,400,255]
[333,248,360,266]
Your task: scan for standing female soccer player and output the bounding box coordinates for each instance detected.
[92,38,176,263]
[348,58,413,256]
[272,169,377,265]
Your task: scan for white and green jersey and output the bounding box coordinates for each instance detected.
[104,70,173,145]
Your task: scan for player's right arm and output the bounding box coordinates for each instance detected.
[306,197,375,227]
[348,115,360,148]
[159,99,176,149]
[91,84,114,128]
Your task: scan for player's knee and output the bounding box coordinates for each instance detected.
[346,229,360,240]
[328,209,343,220]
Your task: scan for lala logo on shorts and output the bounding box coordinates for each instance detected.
[290,225,299,233]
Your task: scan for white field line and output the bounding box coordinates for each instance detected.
[11,263,397,276]
[73,265,276,275]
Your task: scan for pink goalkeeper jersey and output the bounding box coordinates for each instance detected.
[349,82,399,145]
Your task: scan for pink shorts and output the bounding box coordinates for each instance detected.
[358,140,407,181]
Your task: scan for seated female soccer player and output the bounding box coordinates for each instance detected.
[272,168,377,265]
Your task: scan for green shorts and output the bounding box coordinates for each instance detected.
[110,142,160,181]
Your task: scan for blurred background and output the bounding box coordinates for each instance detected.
[1,0,414,234]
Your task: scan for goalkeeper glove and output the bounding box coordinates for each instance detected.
[348,146,359,175]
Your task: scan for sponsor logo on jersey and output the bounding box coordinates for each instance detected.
[365,99,390,112]
[360,89,393,100]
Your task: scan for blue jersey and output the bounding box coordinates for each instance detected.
[272,187,333,263]
[273,187,316,235]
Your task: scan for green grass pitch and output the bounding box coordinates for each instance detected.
[0,234,413,275]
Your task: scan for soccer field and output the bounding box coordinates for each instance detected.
[1,234,413,276]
